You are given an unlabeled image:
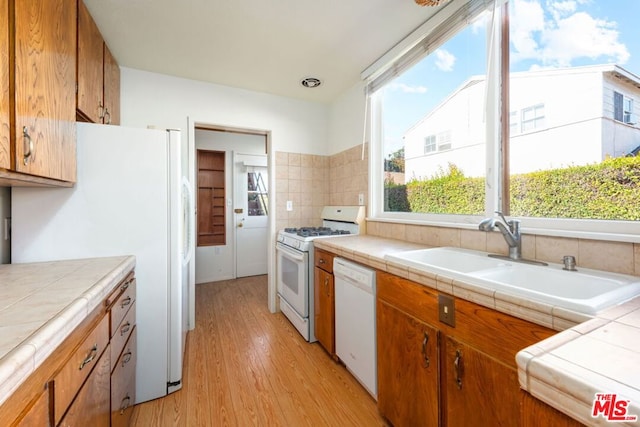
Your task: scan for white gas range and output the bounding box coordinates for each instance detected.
[276,206,365,342]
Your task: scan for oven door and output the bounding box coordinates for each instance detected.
[276,242,309,317]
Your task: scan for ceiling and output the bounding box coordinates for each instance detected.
[83,0,439,104]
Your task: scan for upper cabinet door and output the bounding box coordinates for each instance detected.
[77,0,104,124]
[103,44,120,125]
[14,0,77,182]
[0,0,9,170]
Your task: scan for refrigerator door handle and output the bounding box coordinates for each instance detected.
[182,176,195,265]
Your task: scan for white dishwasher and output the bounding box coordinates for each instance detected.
[333,257,377,398]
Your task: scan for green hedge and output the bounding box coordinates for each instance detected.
[384,157,640,220]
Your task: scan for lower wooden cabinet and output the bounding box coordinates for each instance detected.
[59,345,111,427]
[443,336,519,427]
[53,313,110,425]
[377,299,439,426]
[314,266,335,355]
[314,248,335,356]
[376,270,557,427]
[14,387,50,427]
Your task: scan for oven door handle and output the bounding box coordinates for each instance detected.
[276,243,305,262]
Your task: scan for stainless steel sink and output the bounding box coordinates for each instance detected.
[385,247,640,314]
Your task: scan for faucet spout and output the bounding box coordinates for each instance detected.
[478,211,522,260]
[478,217,495,232]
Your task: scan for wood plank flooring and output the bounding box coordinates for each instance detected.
[131,275,386,426]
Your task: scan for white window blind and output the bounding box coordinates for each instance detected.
[364,0,496,95]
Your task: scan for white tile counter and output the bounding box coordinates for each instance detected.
[0,255,135,407]
[314,235,640,427]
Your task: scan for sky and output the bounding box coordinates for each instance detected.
[381,0,640,156]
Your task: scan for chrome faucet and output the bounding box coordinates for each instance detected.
[478,211,522,260]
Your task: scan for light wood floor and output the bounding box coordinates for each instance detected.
[130,275,386,426]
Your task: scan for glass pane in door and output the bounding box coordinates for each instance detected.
[247,169,268,216]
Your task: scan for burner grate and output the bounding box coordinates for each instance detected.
[282,226,351,237]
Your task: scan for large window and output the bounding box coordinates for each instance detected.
[371,0,640,238]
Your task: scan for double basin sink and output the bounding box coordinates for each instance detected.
[385,247,640,315]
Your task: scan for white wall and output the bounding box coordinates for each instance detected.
[120,67,329,155]
[194,129,265,283]
[328,81,367,155]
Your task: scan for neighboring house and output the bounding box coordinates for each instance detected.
[403,64,640,180]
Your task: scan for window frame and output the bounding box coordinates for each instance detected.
[520,104,545,133]
[368,0,640,242]
[424,135,437,154]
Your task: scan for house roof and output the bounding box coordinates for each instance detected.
[403,64,640,136]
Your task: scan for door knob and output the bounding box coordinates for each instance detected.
[238,222,243,228]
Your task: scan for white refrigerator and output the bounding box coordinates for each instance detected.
[11,122,195,404]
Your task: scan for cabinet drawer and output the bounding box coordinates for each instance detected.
[59,346,111,427]
[111,327,136,427]
[109,277,136,338]
[53,313,109,425]
[315,249,334,273]
[110,300,136,372]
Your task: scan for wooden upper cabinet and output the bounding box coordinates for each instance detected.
[14,0,77,182]
[77,0,104,124]
[103,44,120,125]
[77,0,120,125]
[0,0,9,170]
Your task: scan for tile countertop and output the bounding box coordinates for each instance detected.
[314,235,640,427]
[0,255,136,408]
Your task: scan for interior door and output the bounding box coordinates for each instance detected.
[234,153,268,277]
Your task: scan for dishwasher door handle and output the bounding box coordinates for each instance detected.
[335,274,374,295]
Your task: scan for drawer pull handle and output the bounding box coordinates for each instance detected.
[98,101,105,121]
[122,350,132,366]
[454,349,463,390]
[79,344,98,370]
[119,395,131,415]
[319,259,325,264]
[120,282,129,292]
[120,322,131,336]
[421,332,430,368]
[121,296,132,308]
[22,127,33,165]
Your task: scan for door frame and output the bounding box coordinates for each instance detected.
[187,118,277,313]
